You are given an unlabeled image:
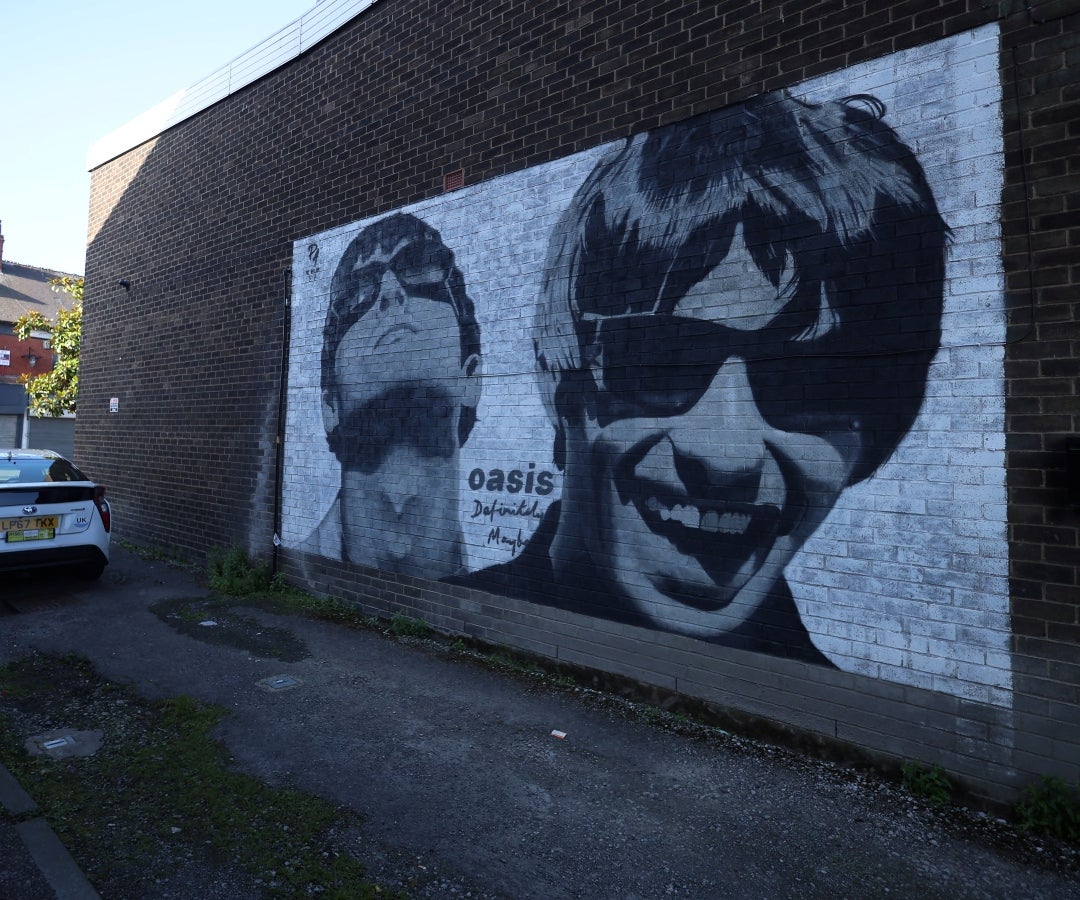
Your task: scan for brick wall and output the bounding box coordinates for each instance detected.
[1000,1,1080,781]
[82,0,1079,801]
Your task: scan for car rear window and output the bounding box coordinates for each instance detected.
[0,456,89,484]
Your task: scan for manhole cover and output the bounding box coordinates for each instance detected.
[257,675,302,692]
[25,730,103,759]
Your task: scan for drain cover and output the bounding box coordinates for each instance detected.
[26,730,103,759]
[257,674,302,692]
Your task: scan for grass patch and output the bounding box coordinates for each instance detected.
[204,545,434,640]
[208,545,285,596]
[443,637,578,690]
[148,545,447,664]
[637,705,665,725]
[273,592,381,631]
[0,653,390,898]
[389,614,432,639]
[487,651,541,677]
[1017,776,1080,842]
[901,762,952,808]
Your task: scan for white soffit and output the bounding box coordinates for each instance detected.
[86,0,382,171]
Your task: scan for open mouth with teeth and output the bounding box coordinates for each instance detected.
[638,491,782,575]
[647,497,757,535]
[599,431,816,612]
[641,493,783,610]
[614,461,805,610]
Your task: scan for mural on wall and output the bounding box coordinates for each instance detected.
[456,89,948,666]
[282,25,1009,703]
[300,213,483,579]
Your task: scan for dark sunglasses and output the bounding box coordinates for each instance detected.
[582,313,866,433]
[352,242,454,311]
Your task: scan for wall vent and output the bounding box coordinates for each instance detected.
[443,169,465,192]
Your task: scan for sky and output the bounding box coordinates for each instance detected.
[3,1,320,275]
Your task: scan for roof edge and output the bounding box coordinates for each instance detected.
[86,0,381,171]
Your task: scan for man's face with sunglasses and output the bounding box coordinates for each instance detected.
[554,225,863,638]
[325,236,477,578]
[331,237,464,393]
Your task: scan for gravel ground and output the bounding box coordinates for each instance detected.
[1,545,1078,899]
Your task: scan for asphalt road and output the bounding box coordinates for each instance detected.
[1,544,1078,899]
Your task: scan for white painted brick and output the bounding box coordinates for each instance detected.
[281,26,1010,709]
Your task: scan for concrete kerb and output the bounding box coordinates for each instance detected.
[0,761,101,900]
[0,761,36,816]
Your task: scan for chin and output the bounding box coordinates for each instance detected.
[610,535,795,639]
[620,581,758,638]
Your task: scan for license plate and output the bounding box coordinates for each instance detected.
[6,528,56,543]
[1,515,59,532]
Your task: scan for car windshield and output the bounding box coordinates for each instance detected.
[0,456,89,484]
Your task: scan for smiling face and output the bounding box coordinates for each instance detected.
[551,225,863,638]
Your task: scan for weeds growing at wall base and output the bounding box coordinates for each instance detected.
[1017,776,1080,842]
[389,614,432,638]
[901,762,953,808]
[208,544,286,595]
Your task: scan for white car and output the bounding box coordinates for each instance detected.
[0,449,111,580]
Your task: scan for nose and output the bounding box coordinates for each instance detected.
[377,270,408,313]
[657,356,782,500]
[674,356,771,456]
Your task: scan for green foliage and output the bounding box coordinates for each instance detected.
[901,762,952,808]
[274,592,377,629]
[486,650,543,677]
[199,546,378,630]
[207,545,282,596]
[638,705,665,725]
[14,276,83,417]
[48,274,84,303]
[389,614,432,638]
[1016,776,1080,842]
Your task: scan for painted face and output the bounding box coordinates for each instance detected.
[327,237,478,579]
[556,225,862,638]
[332,238,465,407]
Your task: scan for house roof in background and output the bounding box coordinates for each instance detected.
[0,260,77,327]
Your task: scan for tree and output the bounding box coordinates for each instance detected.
[14,275,83,417]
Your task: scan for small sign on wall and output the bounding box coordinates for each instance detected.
[109,397,119,413]
[0,349,9,366]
